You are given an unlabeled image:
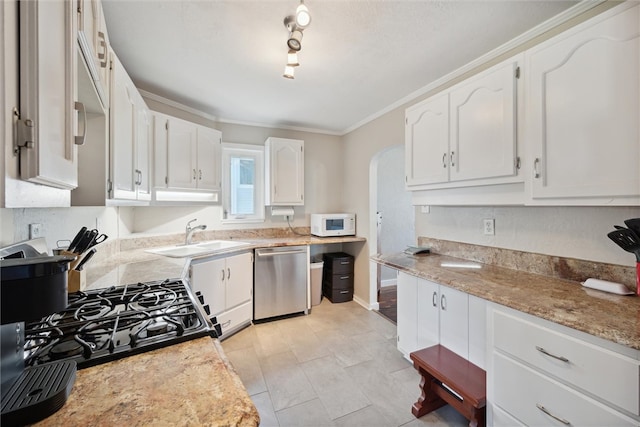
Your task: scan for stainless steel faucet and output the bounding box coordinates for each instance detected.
[185,219,207,245]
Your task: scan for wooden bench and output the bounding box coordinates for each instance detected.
[410,345,486,427]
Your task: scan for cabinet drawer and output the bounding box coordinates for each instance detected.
[323,273,353,290]
[494,353,637,427]
[215,302,252,339]
[493,310,640,415]
[323,252,354,275]
[323,287,353,303]
[492,404,525,427]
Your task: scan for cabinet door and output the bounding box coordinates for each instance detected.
[439,285,468,359]
[397,272,418,357]
[416,278,439,349]
[135,100,152,201]
[153,113,168,189]
[167,117,197,189]
[110,54,137,200]
[225,252,253,310]
[405,93,450,186]
[449,58,518,183]
[92,0,110,102]
[265,138,304,205]
[527,4,640,200]
[196,126,222,190]
[18,0,78,190]
[468,295,486,370]
[191,257,226,317]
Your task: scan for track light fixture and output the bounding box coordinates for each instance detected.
[282,1,311,79]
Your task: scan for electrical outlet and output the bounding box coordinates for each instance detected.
[483,219,495,235]
[29,223,43,239]
[420,205,430,214]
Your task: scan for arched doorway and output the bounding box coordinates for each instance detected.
[369,144,414,322]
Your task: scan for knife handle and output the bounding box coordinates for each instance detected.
[636,262,639,296]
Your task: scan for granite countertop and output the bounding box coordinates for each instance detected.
[35,337,260,426]
[372,252,640,351]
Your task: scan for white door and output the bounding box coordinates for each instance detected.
[449,57,518,183]
[416,278,440,349]
[397,272,418,357]
[191,257,226,317]
[439,285,469,358]
[110,54,136,200]
[225,253,253,310]
[19,0,78,190]
[167,117,197,190]
[527,4,640,200]
[135,100,152,201]
[268,138,304,205]
[196,126,221,190]
[405,93,450,186]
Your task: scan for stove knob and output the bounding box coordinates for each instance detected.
[203,304,211,315]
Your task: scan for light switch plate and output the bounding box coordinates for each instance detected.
[29,223,43,239]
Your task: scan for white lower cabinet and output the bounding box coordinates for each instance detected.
[489,305,640,426]
[396,271,486,370]
[189,252,253,339]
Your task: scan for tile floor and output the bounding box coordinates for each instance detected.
[221,299,468,427]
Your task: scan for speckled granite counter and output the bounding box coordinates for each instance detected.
[35,337,259,426]
[372,252,640,351]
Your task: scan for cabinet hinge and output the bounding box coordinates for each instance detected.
[165,121,169,131]
[515,66,520,79]
[301,194,303,201]
[15,117,36,153]
[107,179,113,196]
[405,117,408,125]
[165,176,168,185]
[515,156,521,170]
[109,59,113,71]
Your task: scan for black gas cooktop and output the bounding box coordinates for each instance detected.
[23,279,214,369]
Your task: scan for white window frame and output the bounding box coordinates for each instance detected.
[221,143,265,223]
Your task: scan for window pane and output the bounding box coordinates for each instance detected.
[231,156,255,215]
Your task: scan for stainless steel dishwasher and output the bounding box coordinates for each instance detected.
[254,245,308,320]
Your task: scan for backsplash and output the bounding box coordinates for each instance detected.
[418,237,635,290]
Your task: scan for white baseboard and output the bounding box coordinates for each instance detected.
[381,279,397,288]
[353,295,375,311]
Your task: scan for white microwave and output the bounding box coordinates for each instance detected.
[311,213,356,237]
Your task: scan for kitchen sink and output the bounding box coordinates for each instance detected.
[146,240,250,258]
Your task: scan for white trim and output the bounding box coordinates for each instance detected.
[340,0,605,135]
[142,1,605,137]
[381,279,396,288]
[139,89,343,136]
[353,294,373,311]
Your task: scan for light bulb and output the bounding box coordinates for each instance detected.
[283,65,295,79]
[287,50,300,67]
[295,2,311,28]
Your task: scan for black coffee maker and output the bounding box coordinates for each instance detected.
[1,240,76,426]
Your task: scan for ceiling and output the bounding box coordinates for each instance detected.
[102,0,579,135]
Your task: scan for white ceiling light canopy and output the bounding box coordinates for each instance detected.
[295,1,311,28]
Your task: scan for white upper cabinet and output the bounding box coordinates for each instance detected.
[449,59,518,183]
[77,0,109,108]
[110,52,151,203]
[153,113,222,203]
[525,3,640,204]
[405,93,449,186]
[405,55,521,191]
[17,0,79,191]
[264,137,304,206]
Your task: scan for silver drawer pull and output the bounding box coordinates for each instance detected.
[340,290,349,294]
[340,261,350,265]
[536,346,569,363]
[340,276,350,280]
[536,403,570,425]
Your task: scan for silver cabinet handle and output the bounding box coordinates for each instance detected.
[221,269,225,281]
[440,294,447,311]
[227,267,231,280]
[97,31,108,67]
[536,346,569,363]
[533,158,541,179]
[536,403,570,425]
[256,249,307,257]
[432,291,437,307]
[442,152,447,168]
[74,102,86,146]
[450,151,455,167]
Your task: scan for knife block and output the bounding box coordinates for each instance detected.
[68,269,86,293]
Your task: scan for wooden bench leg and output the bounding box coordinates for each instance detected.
[411,366,447,418]
[468,406,485,427]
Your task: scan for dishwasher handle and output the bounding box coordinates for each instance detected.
[256,248,307,257]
